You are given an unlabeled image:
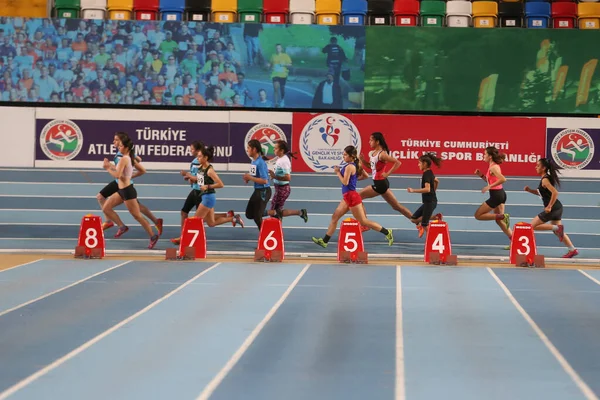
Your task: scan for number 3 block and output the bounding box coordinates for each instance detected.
[179,217,207,259]
[76,214,105,258]
[425,221,452,263]
[338,218,365,262]
[256,217,285,261]
[510,222,537,265]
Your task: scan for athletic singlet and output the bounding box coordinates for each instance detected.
[190,158,200,190]
[198,164,215,194]
[538,174,562,209]
[486,162,503,190]
[341,163,358,194]
[120,156,133,181]
[370,150,386,180]
[114,151,134,184]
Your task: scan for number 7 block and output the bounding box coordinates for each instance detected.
[179,217,206,259]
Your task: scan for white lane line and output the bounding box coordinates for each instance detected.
[396,265,406,400]
[0,258,43,273]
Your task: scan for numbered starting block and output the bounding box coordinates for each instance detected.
[75,214,105,259]
[171,217,206,260]
[511,222,544,267]
[337,218,368,263]
[254,217,285,262]
[424,221,457,265]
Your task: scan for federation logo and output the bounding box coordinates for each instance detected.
[300,114,360,172]
[550,128,595,170]
[244,123,287,165]
[39,120,83,161]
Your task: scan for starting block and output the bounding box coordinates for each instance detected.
[178,217,206,259]
[75,214,105,259]
[165,247,196,261]
[424,221,457,265]
[338,218,367,264]
[510,222,543,267]
[255,217,285,262]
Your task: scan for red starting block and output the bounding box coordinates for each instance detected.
[337,218,367,263]
[179,217,206,259]
[424,221,456,265]
[75,214,105,258]
[255,217,285,262]
[510,222,539,266]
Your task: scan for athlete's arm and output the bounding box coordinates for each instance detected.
[135,155,143,163]
[474,169,487,182]
[488,165,506,188]
[132,162,146,179]
[524,185,540,196]
[204,168,224,191]
[434,178,439,191]
[358,168,369,181]
[338,164,355,185]
[380,152,401,178]
[106,156,127,179]
[541,178,559,210]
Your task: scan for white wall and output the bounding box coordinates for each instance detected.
[0,107,36,167]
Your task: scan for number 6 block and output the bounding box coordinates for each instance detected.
[179,217,207,259]
[255,217,285,261]
[76,214,105,258]
[337,218,365,263]
[510,222,537,265]
[424,221,452,264]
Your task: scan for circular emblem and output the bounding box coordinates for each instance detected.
[300,113,360,172]
[40,120,83,161]
[244,123,287,165]
[550,128,595,170]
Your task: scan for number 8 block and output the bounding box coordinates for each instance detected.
[77,214,105,258]
[510,222,537,265]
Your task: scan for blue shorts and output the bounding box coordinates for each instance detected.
[200,193,216,209]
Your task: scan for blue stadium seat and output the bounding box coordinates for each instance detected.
[160,0,185,20]
[525,1,550,27]
[342,0,367,25]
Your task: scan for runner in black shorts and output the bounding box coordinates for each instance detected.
[407,152,443,238]
[358,132,413,231]
[524,158,578,258]
[474,146,512,247]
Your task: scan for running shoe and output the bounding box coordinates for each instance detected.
[114,226,129,238]
[227,210,235,226]
[504,245,510,250]
[233,214,245,228]
[102,221,114,230]
[433,213,443,221]
[554,225,565,242]
[385,230,394,246]
[312,237,327,248]
[503,213,511,229]
[360,225,371,232]
[417,224,424,239]
[300,209,308,223]
[148,234,159,249]
[155,218,164,235]
[171,237,181,245]
[563,249,579,258]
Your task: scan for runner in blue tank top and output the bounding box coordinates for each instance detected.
[312,145,394,248]
[243,139,272,229]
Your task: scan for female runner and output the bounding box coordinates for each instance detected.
[407,152,443,238]
[312,145,394,248]
[102,135,160,249]
[243,139,272,229]
[474,146,512,244]
[524,158,578,258]
[265,140,308,222]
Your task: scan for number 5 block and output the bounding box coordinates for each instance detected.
[337,218,366,263]
[510,222,537,265]
[425,221,455,264]
[179,217,207,259]
[255,217,285,262]
[76,214,105,258]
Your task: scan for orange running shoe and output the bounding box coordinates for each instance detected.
[171,237,181,245]
[155,218,164,235]
[102,221,114,230]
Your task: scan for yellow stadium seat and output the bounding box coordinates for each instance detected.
[212,0,237,22]
[0,0,16,17]
[108,0,133,19]
[472,1,498,28]
[316,0,341,25]
[578,2,600,29]
[2,0,49,17]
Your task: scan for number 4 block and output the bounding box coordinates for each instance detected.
[425,221,457,265]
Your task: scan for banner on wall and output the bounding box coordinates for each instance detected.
[293,113,546,176]
[546,118,600,171]
[34,109,291,169]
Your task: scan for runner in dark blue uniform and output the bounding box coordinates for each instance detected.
[244,139,272,229]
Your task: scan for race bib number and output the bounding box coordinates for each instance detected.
[250,165,257,176]
[197,173,204,186]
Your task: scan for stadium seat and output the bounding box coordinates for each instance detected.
[289,0,315,24]
[393,0,419,26]
[420,0,445,27]
[81,0,107,18]
[212,0,237,22]
[367,0,393,25]
[186,0,211,20]
[342,0,367,24]
[264,0,289,23]
[472,1,497,27]
[580,0,600,3]
[499,1,522,26]
[134,0,159,19]
[19,0,49,17]
[316,0,341,24]
[238,0,262,22]
[525,1,550,28]
[578,2,600,28]
[160,0,185,19]
[446,0,472,27]
[55,0,81,18]
[108,0,134,19]
[552,1,576,28]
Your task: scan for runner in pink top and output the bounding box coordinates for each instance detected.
[474,146,513,247]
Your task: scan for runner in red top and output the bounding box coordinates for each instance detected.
[358,132,413,231]
[474,146,512,245]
